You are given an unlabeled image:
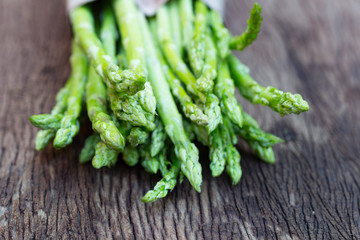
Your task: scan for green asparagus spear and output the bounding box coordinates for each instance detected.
[70,6,145,95]
[139,12,202,192]
[249,142,276,164]
[100,3,118,59]
[29,114,63,130]
[229,3,262,51]
[240,113,283,148]
[29,81,71,131]
[53,42,88,148]
[203,93,222,133]
[195,33,217,93]
[127,127,149,147]
[122,146,140,166]
[210,10,231,59]
[158,147,171,177]
[179,0,194,52]
[156,6,206,103]
[35,130,55,151]
[169,0,183,57]
[228,55,309,116]
[215,59,243,128]
[113,0,156,115]
[221,118,242,185]
[92,141,119,169]
[86,65,125,151]
[142,158,181,203]
[157,7,221,133]
[79,134,101,163]
[209,127,225,177]
[192,124,209,146]
[189,0,208,77]
[108,89,156,130]
[30,58,74,150]
[141,146,160,174]
[150,120,167,157]
[155,44,208,126]
[233,112,282,164]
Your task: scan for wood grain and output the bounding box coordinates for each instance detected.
[1,0,360,239]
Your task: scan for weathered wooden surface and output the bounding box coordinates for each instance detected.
[1,0,360,239]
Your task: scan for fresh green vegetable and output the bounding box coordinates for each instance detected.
[210,9,231,58]
[209,127,225,177]
[139,11,202,191]
[230,3,262,51]
[29,1,310,202]
[70,6,145,95]
[80,134,101,163]
[142,158,181,203]
[228,55,309,116]
[169,0,183,57]
[195,33,217,93]
[53,42,88,148]
[156,45,208,126]
[215,59,243,128]
[92,141,119,169]
[179,0,194,52]
[86,65,125,151]
[150,120,167,157]
[189,0,208,77]
[221,118,242,185]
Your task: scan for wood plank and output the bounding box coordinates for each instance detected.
[0,0,359,239]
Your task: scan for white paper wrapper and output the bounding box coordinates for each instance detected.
[67,0,224,16]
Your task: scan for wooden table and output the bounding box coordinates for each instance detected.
[1,0,359,239]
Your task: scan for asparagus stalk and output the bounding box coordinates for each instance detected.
[79,134,100,163]
[53,42,88,148]
[157,7,221,133]
[221,117,242,185]
[189,0,208,77]
[29,114,63,130]
[122,146,140,166]
[195,33,217,93]
[150,120,167,157]
[70,6,145,95]
[203,93,222,133]
[209,127,225,177]
[156,46,208,126]
[229,3,262,51]
[108,89,156,130]
[179,0,194,52]
[215,59,243,128]
[34,130,56,151]
[86,65,125,151]
[113,0,156,116]
[139,11,202,192]
[156,6,206,103]
[142,158,181,203]
[191,124,209,146]
[228,55,309,116]
[29,79,72,133]
[210,10,231,59]
[240,113,283,148]
[100,3,118,59]
[158,147,171,177]
[169,0,183,57]
[92,141,119,169]
[140,146,160,174]
[233,112,283,164]
[127,127,149,147]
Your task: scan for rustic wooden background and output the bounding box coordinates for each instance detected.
[1,0,360,239]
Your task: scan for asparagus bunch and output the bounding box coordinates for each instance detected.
[29,0,309,202]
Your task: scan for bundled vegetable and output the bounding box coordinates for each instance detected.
[29,0,309,202]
